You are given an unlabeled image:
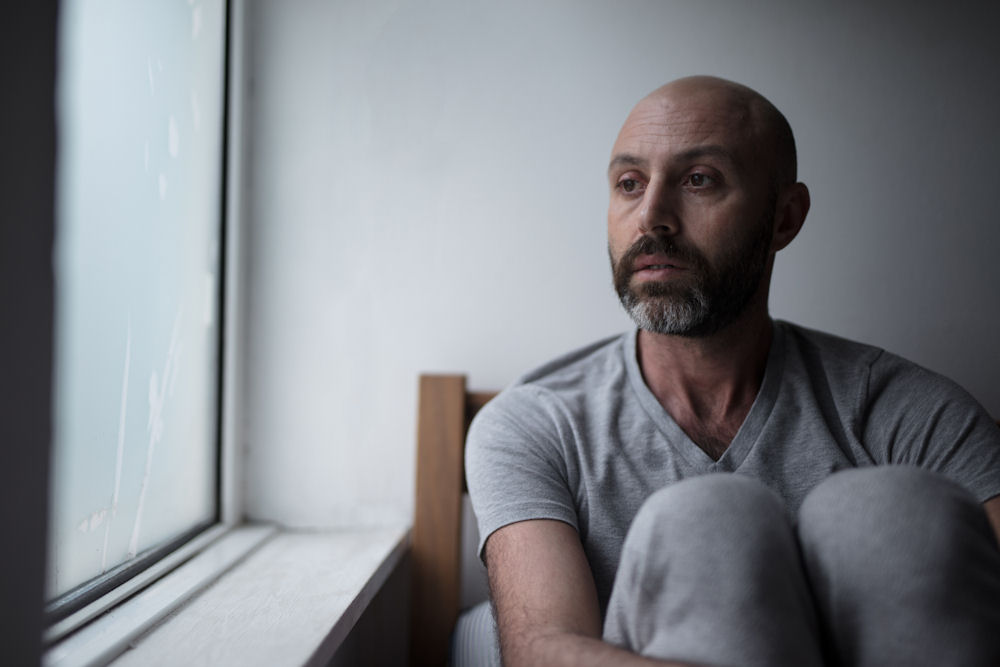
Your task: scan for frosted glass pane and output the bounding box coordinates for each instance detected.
[50,0,227,598]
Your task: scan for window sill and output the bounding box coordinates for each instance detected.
[47,523,410,667]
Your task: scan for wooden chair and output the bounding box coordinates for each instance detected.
[410,374,497,667]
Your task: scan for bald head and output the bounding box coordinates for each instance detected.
[607,76,811,338]
[622,76,797,191]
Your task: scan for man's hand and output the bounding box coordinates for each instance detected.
[485,519,690,667]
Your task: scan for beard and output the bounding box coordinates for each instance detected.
[610,206,775,338]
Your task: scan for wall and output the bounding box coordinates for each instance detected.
[0,2,57,662]
[243,0,1000,528]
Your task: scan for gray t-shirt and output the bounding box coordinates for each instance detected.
[466,321,1000,614]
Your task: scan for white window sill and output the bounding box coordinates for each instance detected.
[46,523,410,667]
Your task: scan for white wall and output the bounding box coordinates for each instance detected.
[243,0,1000,528]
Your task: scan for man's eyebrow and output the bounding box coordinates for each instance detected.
[607,145,740,176]
[676,145,740,165]
[607,153,645,175]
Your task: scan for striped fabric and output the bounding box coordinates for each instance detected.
[450,600,501,667]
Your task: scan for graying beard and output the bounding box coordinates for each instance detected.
[620,289,711,337]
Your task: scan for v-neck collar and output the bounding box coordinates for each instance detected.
[623,322,786,473]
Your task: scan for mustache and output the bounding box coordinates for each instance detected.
[617,235,707,273]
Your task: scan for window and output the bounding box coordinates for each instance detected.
[48,0,229,622]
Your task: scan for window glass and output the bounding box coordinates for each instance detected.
[50,0,227,599]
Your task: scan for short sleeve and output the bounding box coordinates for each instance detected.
[465,385,579,561]
[862,351,1000,502]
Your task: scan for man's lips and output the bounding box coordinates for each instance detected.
[632,254,687,273]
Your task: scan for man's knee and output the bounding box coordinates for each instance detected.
[798,465,993,570]
[623,473,794,564]
[796,465,1000,664]
[634,473,782,527]
[607,474,823,665]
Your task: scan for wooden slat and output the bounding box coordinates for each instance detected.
[410,375,498,666]
[410,375,467,667]
[466,391,496,416]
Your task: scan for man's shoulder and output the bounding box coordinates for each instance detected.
[513,331,630,392]
[777,320,977,406]
[778,320,886,367]
[777,320,895,393]
[471,332,631,434]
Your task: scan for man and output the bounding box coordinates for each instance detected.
[466,76,1000,666]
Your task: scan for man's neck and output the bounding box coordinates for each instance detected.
[636,311,774,459]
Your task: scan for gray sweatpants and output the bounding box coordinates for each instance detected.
[603,467,1000,666]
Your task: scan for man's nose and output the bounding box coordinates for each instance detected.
[637,180,680,236]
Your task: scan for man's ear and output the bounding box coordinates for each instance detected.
[771,182,810,252]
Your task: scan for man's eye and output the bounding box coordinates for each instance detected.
[687,173,714,188]
[618,178,643,194]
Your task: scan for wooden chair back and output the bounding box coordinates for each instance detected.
[410,374,496,667]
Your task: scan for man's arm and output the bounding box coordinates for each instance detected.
[485,519,691,667]
[984,496,1000,546]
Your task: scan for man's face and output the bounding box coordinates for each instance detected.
[607,85,778,337]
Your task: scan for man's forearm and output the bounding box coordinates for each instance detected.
[484,521,697,666]
[502,631,694,667]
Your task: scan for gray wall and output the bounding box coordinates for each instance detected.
[0,2,57,663]
[243,0,1000,528]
